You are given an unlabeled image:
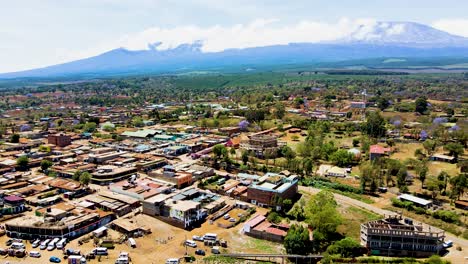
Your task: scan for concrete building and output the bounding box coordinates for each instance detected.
[240,135,284,158]
[246,173,298,209]
[91,165,138,184]
[361,215,445,257]
[48,134,72,147]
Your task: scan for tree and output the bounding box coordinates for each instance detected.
[10,133,20,143]
[241,151,249,165]
[83,122,97,133]
[305,190,342,240]
[330,149,354,167]
[79,172,92,186]
[449,174,467,200]
[212,144,228,164]
[283,224,312,255]
[274,102,286,119]
[444,142,464,159]
[352,138,359,147]
[16,156,29,170]
[377,97,390,110]
[326,237,365,258]
[417,163,428,188]
[40,160,53,172]
[73,170,82,181]
[281,146,296,160]
[362,111,386,138]
[422,140,437,156]
[415,97,428,114]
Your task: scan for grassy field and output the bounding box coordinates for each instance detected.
[338,206,381,240]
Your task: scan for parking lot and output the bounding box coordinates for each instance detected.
[0,206,281,264]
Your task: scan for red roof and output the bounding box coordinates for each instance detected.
[244,214,266,228]
[370,145,390,154]
[4,195,24,203]
[265,227,287,237]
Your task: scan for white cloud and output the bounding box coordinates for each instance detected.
[113,17,373,52]
[432,19,468,37]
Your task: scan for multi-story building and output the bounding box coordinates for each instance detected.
[48,134,72,147]
[4,205,114,240]
[361,215,445,257]
[240,135,284,158]
[91,165,138,184]
[246,173,298,210]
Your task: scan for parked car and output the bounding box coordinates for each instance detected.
[32,239,41,248]
[184,240,197,248]
[165,258,179,264]
[229,218,236,223]
[49,256,61,263]
[195,249,205,256]
[211,246,220,254]
[192,235,204,241]
[30,251,41,258]
[5,239,14,246]
[443,240,453,248]
[223,214,230,220]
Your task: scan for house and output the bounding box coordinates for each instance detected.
[454,200,468,210]
[369,145,391,160]
[316,165,347,177]
[243,214,290,243]
[350,101,366,109]
[429,154,456,163]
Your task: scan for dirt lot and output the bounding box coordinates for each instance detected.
[0,207,280,264]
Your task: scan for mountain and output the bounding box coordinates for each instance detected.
[1,21,468,79]
[337,21,468,47]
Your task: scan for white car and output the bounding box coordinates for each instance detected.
[185,240,197,248]
[47,243,55,251]
[32,239,41,248]
[30,251,41,258]
[192,235,203,241]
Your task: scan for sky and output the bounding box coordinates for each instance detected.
[1,0,468,73]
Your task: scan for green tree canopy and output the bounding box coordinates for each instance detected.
[283,224,312,255]
[305,190,342,240]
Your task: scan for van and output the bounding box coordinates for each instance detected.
[203,233,217,241]
[165,258,179,264]
[29,251,41,258]
[93,247,108,256]
[128,238,136,248]
[40,239,50,250]
[184,240,197,248]
[57,238,67,249]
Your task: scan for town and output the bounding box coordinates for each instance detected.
[0,72,466,264]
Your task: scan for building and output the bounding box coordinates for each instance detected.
[398,194,433,208]
[429,154,456,163]
[361,215,445,257]
[316,165,348,178]
[369,145,391,161]
[91,165,138,184]
[142,187,224,229]
[4,203,114,240]
[350,101,366,109]
[240,135,284,158]
[148,165,193,188]
[243,214,290,243]
[48,134,72,147]
[108,177,173,201]
[246,173,298,209]
[0,195,26,215]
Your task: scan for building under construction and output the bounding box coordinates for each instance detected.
[361,214,446,257]
[240,135,284,158]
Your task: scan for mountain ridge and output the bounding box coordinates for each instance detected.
[2,21,468,79]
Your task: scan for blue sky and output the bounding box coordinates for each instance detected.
[1,0,468,72]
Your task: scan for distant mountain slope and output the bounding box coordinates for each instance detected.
[337,21,468,46]
[1,21,468,79]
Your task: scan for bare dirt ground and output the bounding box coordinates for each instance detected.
[0,207,280,264]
